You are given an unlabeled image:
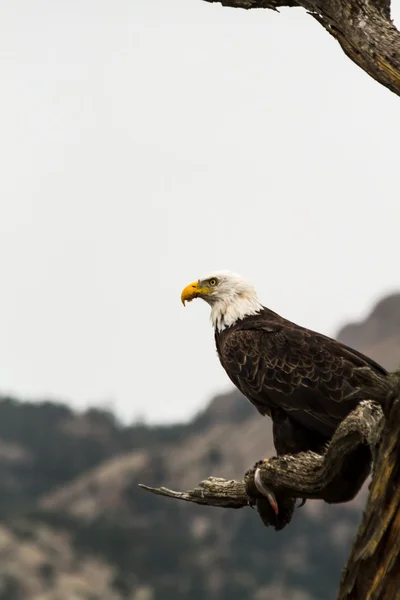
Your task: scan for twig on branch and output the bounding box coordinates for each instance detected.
[139,478,248,509]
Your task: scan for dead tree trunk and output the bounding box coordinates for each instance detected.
[338,379,400,600]
[140,376,400,598]
[203,0,400,97]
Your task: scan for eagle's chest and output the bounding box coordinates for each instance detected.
[214,329,234,375]
[214,327,252,393]
[214,331,227,374]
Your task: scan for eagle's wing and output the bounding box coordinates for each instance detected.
[220,324,386,442]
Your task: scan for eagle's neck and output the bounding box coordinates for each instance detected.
[211,293,263,332]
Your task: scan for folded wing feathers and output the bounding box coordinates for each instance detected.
[219,323,388,437]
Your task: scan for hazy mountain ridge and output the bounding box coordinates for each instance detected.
[337,292,400,370]
[0,293,399,600]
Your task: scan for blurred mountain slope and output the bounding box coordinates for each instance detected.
[337,293,400,370]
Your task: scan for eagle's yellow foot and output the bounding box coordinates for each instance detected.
[254,466,279,515]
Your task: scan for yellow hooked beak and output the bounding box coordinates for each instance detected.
[181,281,212,306]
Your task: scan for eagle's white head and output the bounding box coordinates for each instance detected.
[181,270,263,331]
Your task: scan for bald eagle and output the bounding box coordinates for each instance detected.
[181,271,388,461]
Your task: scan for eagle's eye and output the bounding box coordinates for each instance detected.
[209,278,218,287]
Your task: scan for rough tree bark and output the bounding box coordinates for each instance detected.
[203,0,400,96]
[140,375,400,598]
[338,378,400,600]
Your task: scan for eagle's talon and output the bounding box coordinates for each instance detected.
[255,467,279,515]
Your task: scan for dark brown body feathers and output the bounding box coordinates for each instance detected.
[215,307,388,455]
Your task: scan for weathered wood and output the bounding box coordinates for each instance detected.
[338,379,400,600]
[140,400,384,530]
[203,0,400,96]
[139,478,248,509]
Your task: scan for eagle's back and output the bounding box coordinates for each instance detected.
[215,307,388,444]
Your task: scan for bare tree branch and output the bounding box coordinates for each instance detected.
[140,400,383,530]
[202,0,400,96]
[139,478,248,509]
[139,479,296,530]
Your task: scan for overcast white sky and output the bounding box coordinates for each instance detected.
[0,1,399,424]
